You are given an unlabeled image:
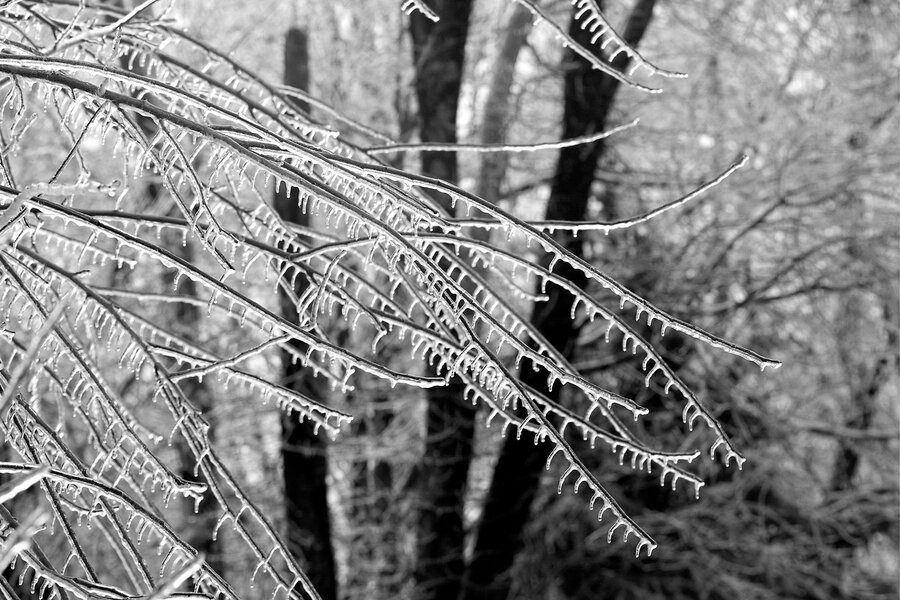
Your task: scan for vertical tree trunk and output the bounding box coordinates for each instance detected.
[461,3,660,599]
[475,4,533,205]
[276,28,337,600]
[410,0,472,193]
[408,2,474,598]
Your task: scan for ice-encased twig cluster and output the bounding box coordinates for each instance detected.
[0,1,778,599]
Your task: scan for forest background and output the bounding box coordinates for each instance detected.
[0,1,897,600]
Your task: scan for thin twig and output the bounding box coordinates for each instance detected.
[368,118,639,154]
[51,0,162,54]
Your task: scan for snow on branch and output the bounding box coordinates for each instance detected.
[510,0,684,93]
[400,0,439,22]
[367,118,639,154]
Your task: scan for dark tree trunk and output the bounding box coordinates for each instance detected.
[276,28,337,600]
[410,0,472,196]
[461,3,660,599]
[408,3,475,599]
[475,4,533,205]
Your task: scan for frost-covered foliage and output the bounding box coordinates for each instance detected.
[0,1,777,599]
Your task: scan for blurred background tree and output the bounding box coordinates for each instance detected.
[273,1,898,597]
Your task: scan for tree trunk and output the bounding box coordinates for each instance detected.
[461,3,660,599]
[475,4,533,205]
[276,28,337,600]
[408,2,475,598]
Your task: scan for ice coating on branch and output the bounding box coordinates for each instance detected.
[0,1,780,595]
